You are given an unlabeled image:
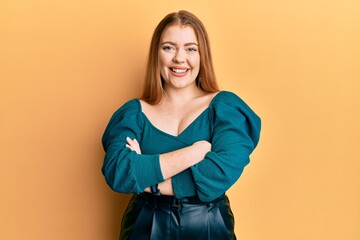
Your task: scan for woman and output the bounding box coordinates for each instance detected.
[102,10,261,240]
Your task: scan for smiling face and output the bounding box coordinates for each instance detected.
[159,24,200,91]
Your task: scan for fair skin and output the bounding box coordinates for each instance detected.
[126,24,218,195]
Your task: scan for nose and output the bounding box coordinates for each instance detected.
[172,49,186,63]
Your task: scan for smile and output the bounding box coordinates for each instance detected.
[170,68,189,73]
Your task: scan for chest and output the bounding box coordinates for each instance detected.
[144,104,209,137]
[140,109,212,154]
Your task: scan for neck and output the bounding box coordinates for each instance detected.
[162,86,204,105]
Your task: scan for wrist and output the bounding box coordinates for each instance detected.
[158,178,174,196]
[191,141,210,163]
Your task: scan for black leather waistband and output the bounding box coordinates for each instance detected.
[139,192,224,207]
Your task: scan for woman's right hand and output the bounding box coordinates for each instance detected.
[192,140,211,164]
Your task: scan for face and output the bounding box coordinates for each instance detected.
[158,24,200,90]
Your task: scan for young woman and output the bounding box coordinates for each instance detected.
[102,10,261,240]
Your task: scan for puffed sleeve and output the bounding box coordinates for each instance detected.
[191,91,261,201]
[101,100,164,194]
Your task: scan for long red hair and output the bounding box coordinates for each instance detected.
[141,10,219,104]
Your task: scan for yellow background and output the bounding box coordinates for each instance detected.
[1,0,359,239]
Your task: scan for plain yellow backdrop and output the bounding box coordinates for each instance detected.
[1,0,359,239]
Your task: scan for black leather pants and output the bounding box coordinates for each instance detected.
[120,193,236,240]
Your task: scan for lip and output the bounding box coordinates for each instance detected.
[169,67,190,77]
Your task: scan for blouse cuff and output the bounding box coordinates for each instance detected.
[132,153,164,191]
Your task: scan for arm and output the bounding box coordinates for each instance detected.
[159,140,211,179]
[170,92,261,201]
[191,93,261,201]
[158,142,210,195]
[102,100,164,194]
[126,137,211,195]
[102,100,211,195]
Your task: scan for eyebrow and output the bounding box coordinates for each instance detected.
[161,41,198,46]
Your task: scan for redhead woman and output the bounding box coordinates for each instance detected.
[102,10,261,240]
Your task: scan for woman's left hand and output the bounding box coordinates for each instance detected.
[125,137,142,154]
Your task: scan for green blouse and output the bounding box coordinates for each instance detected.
[102,91,261,202]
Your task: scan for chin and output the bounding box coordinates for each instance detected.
[170,79,196,88]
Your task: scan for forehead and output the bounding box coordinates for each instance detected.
[161,24,198,44]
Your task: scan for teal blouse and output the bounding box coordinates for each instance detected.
[102,91,261,202]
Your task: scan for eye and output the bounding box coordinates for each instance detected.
[187,47,198,52]
[162,45,175,51]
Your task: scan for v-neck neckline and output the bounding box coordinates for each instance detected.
[136,91,222,138]
[140,108,209,138]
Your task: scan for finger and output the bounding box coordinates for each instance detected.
[126,145,138,153]
[131,139,141,154]
[133,139,140,147]
[126,137,136,147]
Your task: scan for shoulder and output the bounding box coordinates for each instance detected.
[110,99,141,121]
[102,99,141,144]
[210,90,261,126]
[211,91,254,111]
[104,99,141,131]
[209,91,261,146]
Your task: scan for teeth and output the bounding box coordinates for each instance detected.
[171,68,187,73]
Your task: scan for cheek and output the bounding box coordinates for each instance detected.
[190,55,200,71]
[158,50,167,65]
[158,57,169,79]
[158,55,165,69]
